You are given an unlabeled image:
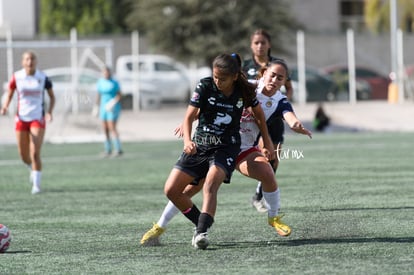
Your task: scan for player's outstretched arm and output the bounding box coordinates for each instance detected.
[283,111,312,138]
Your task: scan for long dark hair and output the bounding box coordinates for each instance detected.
[212,53,256,104]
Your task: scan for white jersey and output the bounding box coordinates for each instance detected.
[239,78,286,151]
[9,69,51,121]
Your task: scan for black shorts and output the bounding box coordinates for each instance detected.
[268,117,285,144]
[174,144,240,184]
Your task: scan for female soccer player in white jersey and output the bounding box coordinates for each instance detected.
[140,59,312,248]
[0,51,55,194]
[243,29,295,212]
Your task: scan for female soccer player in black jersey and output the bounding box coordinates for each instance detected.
[163,53,274,249]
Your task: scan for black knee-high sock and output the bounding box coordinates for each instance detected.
[258,184,263,198]
[196,213,214,234]
[183,204,201,226]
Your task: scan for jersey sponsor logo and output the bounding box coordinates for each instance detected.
[240,108,255,123]
[216,102,234,108]
[208,96,216,105]
[247,68,256,77]
[214,112,232,126]
[226,157,234,167]
[21,89,42,97]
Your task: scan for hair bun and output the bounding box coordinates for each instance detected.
[230,53,242,68]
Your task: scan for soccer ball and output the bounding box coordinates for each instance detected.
[0,224,12,253]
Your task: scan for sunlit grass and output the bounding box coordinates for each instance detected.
[0,132,413,274]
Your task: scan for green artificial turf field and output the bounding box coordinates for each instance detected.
[0,132,413,274]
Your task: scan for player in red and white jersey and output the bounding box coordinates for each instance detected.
[1,51,55,194]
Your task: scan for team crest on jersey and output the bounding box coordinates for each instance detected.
[266,100,272,107]
[236,98,243,109]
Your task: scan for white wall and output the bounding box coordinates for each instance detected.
[0,0,35,38]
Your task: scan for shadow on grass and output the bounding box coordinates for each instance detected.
[276,236,414,246]
[320,206,414,211]
[212,236,414,249]
[2,250,32,254]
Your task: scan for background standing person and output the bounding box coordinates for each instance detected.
[313,103,330,132]
[94,66,123,157]
[243,29,294,100]
[0,50,55,194]
[243,29,294,212]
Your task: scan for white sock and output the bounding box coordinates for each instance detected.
[32,170,42,189]
[263,189,280,217]
[157,200,180,228]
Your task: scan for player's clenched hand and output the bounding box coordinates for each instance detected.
[183,141,196,155]
[0,107,7,115]
[45,112,53,122]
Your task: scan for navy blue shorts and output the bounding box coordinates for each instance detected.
[268,117,285,144]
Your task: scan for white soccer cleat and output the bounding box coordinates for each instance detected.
[251,198,268,213]
[31,186,41,195]
[192,232,209,250]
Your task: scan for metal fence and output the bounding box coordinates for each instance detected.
[2,28,414,110]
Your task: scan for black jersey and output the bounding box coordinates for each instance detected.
[242,55,285,80]
[189,77,258,147]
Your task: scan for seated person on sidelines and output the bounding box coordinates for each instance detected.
[313,104,330,132]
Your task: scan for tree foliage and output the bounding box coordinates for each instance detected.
[39,0,131,36]
[364,0,414,34]
[124,0,300,65]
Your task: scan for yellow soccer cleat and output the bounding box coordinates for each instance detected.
[268,215,291,237]
[140,223,165,246]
